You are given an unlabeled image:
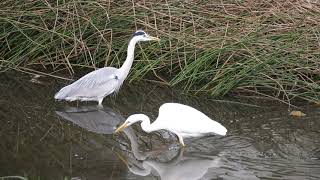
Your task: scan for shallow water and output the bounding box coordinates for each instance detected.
[1,74,320,180]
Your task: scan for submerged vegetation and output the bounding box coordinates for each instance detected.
[0,0,319,103]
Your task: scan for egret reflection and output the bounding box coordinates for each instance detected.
[54,105,255,180]
[116,126,223,180]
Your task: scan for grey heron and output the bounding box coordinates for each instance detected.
[115,103,227,146]
[54,30,160,107]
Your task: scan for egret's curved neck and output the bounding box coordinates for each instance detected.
[132,114,159,133]
[119,38,139,80]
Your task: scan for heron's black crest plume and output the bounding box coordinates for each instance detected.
[133,31,146,37]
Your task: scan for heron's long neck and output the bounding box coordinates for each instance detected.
[119,38,138,80]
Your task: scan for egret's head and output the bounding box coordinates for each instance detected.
[132,30,160,42]
[114,114,148,133]
[114,116,140,133]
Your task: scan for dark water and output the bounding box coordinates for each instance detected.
[1,74,320,180]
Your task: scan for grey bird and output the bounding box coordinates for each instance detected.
[54,30,160,107]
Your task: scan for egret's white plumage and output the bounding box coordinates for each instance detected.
[115,103,227,146]
[54,30,160,106]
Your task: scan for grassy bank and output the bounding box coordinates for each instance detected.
[0,0,319,103]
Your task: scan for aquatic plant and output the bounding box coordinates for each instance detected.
[0,0,319,104]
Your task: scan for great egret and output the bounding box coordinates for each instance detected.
[54,30,160,107]
[116,121,222,179]
[115,103,227,146]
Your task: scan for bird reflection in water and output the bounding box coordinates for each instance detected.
[116,122,223,180]
[55,105,223,180]
[55,105,125,134]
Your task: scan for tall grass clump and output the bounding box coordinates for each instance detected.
[0,0,319,103]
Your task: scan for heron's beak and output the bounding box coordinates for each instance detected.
[115,122,129,133]
[148,36,160,42]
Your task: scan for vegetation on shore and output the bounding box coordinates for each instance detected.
[0,0,319,104]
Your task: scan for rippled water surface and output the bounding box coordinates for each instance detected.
[1,74,320,180]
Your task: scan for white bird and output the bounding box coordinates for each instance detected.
[117,124,222,180]
[54,30,160,107]
[115,103,227,146]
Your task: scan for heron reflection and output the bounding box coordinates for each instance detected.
[55,105,125,134]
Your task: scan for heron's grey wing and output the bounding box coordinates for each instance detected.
[55,67,121,100]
